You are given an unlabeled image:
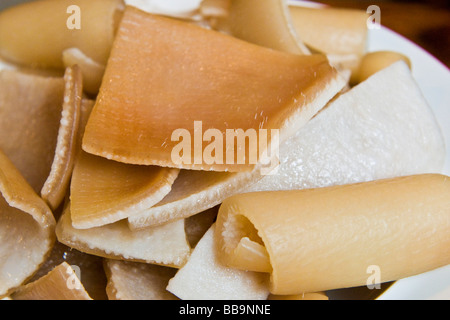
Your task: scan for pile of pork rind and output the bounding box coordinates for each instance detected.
[0,0,445,300]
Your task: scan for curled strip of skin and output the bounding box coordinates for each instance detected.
[215,174,450,295]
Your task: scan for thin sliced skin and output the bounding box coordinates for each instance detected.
[41,65,83,211]
[0,149,55,298]
[248,62,446,192]
[56,203,191,268]
[128,169,261,229]
[0,0,125,69]
[104,259,178,300]
[288,5,368,57]
[215,174,450,295]
[167,224,270,300]
[288,5,369,81]
[11,262,92,300]
[62,48,106,96]
[0,69,65,194]
[226,0,310,54]
[70,151,180,229]
[82,6,346,172]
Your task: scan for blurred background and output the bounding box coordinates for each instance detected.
[1,0,449,68]
[316,0,450,68]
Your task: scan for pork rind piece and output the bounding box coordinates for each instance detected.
[70,151,180,229]
[215,174,450,294]
[0,149,55,297]
[0,69,65,194]
[287,4,369,81]
[41,65,83,210]
[11,262,92,300]
[62,48,106,95]
[104,259,178,300]
[128,169,261,229]
[289,5,368,55]
[0,0,124,69]
[0,66,85,211]
[167,224,270,300]
[225,0,310,54]
[82,6,346,172]
[56,204,191,268]
[248,62,446,192]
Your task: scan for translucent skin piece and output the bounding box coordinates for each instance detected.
[216,174,450,295]
[70,151,179,229]
[289,6,368,57]
[56,203,191,268]
[11,262,92,300]
[41,65,83,211]
[0,0,124,69]
[289,5,368,81]
[128,169,261,229]
[0,149,55,298]
[226,0,310,54]
[355,51,412,84]
[62,48,106,95]
[0,70,65,193]
[82,6,346,172]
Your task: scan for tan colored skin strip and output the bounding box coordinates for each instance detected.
[215,174,450,295]
[0,70,65,194]
[56,202,191,268]
[226,0,310,55]
[11,262,92,300]
[82,6,345,172]
[70,151,180,229]
[62,48,106,95]
[0,0,124,69]
[128,169,261,229]
[289,6,368,57]
[41,65,82,211]
[0,149,55,237]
